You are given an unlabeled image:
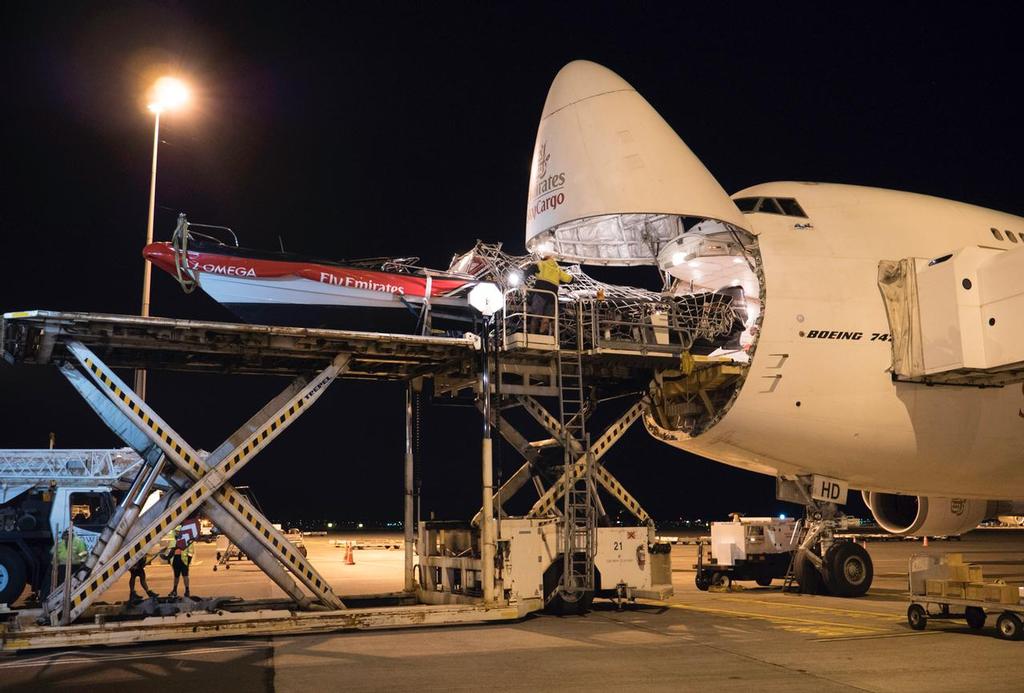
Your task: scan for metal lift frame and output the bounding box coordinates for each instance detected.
[0,311,535,649]
[0,308,683,649]
[49,341,349,624]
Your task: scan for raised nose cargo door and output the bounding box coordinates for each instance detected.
[526,61,749,266]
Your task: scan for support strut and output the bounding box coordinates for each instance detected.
[48,342,349,624]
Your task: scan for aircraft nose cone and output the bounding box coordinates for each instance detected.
[542,60,634,117]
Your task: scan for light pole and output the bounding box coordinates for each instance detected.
[135,76,190,400]
[467,282,503,605]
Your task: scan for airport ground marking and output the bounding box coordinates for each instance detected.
[0,642,268,670]
[714,596,899,621]
[666,602,887,635]
[812,629,945,643]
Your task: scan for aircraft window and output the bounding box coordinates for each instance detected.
[734,197,758,213]
[991,227,1004,241]
[1007,230,1019,243]
[756,198,783,214]
[776,198,808,217]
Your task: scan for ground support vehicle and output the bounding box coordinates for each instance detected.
[0,449,144,605]
[418,519,672,612]
[213,534,245,569]
[694,518,798,590]
[0,301,680,649]
[907,554,1024,640]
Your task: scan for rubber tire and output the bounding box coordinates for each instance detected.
[695,573,711,591]
[996,612,1024,641]
[824,541,873,598]
[907,604,927,630]
[795,551,828,595]
[755,575,773,587]
[0,546,27,606]
[542,556,594,615]
[711,572,731,589]
[965,606,986,630]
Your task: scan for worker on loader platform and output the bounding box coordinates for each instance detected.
[165,526,195,599]
[44,528,88,595]
[527,252,573,334]
[128,553,158,602]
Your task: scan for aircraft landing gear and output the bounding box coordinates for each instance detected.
[780,476,874,598]
[824,541,873,597]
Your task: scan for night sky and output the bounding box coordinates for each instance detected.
[3,4,1023,526]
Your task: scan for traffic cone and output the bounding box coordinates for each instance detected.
[923,536,929,547]
[344,542,355,565]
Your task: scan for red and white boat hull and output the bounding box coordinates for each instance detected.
[143,242,475,332]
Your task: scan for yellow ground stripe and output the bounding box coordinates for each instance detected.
[713,596,899,621]
[666,602,887,634]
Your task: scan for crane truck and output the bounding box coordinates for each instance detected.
[0,449,144,605]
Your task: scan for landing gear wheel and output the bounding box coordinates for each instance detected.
[794,551,828,595]
[965,606,986,630]
[711,572,731,590]
[996,611,1024,641]
[824,542,873,597]
[695,573,711,591]
[0,546,27,606]
[755,575,773,587]
[907,604,927,630]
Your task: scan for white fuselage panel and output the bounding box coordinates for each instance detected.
[650,182,1024,499]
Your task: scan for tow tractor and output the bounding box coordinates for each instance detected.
[694,517,799,590]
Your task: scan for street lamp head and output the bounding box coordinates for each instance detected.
[148,76,190,114]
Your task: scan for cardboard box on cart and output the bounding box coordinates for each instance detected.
[965,583,987,600]
[984,583,1019,605]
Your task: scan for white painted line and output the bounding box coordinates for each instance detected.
[0,642,267,670]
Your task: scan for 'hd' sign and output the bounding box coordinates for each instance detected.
[811,475,849,505]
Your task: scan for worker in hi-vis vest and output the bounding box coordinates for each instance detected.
[164,526,195,599]
[527,252,573,334]
[46,528,87,595]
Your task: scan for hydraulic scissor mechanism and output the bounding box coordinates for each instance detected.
[473,392,653,611]
[46,340,348,625]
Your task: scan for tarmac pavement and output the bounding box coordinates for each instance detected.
[4,530,1024,692]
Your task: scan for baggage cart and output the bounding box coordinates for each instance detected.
[907,554,1024,640]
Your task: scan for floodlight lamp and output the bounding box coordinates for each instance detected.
[149,76,190,113]
[468,282,503,316]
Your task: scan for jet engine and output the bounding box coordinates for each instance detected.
[862,492,1008,536]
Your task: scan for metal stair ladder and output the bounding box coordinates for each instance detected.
[555,306,596,603]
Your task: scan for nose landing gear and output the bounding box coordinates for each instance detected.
[779,476,874,598]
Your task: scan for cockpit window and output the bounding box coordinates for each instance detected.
[991,227,1004,241]
[734,197,758,213]
[1007,230,1019,243]
[776,198,808,217]
[735,196,808,217]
